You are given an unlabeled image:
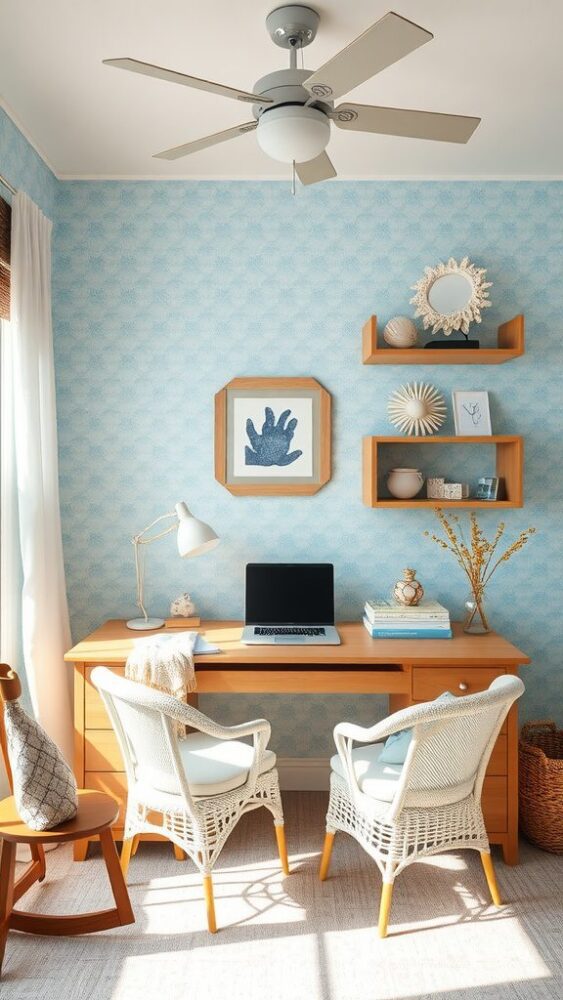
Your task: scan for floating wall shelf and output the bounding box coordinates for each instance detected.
[362,314,525,365]
[363,435,524,509]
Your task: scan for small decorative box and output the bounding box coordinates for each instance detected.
[442,482,470,500]
[427,477,445,499]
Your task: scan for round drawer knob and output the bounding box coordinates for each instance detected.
[458,682,469,692]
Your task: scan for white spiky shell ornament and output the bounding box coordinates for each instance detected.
[388,382,446,436]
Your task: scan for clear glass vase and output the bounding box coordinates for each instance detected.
[463,590,491,635]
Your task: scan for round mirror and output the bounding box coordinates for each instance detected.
[427,272,473,316]
[410,257,492,337]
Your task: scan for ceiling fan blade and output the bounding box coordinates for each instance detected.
[154,122,257,160]
[103,58,272,105]
[303,12,432,103]
[295,151,337,186]
[331,104,481,143]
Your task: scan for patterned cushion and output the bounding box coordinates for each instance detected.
[4,701,78,831]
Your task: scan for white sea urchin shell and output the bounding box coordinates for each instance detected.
[388,382,447,436]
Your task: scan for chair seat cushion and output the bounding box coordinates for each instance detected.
[330,742,475,808]
[330,743,400,802]
[179,734,276,797]
[134,734,276,798]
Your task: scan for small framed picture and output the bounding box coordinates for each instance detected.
[476,476,499,501]
[452,390,492,436]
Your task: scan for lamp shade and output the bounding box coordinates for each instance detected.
[175,501,219,558]
[256,105,330,164]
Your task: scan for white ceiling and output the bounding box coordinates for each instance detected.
[1,0,563,179]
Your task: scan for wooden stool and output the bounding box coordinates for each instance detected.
[0,789,134,975]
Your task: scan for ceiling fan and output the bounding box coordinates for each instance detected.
[104,5,481,187]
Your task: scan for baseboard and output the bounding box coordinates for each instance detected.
[277,757,330,791]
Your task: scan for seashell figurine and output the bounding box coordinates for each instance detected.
[170,592,197,618]
[383,316,418,349]
[388,381,446,436]
[393,568,424,607]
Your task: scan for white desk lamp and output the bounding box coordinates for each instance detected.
[127,501,219,631]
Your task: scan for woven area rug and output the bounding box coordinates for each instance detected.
[1,792,562,1000]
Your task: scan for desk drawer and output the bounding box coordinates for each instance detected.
[85,666,124,728]
[85,729,124,771]
[412,666,507,735]
[412,666,505,701]
[486,734,507,776]
[85,772,163,831]
[85,771,127,823]
[482,776,507,832]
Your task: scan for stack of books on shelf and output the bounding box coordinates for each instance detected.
[363,599,452,639]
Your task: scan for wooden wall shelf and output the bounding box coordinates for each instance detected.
[362,315,525,365]
[363,435,524,509]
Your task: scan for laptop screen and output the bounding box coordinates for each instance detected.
[245,563,334,625]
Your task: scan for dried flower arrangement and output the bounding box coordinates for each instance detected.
[424,509,536,633]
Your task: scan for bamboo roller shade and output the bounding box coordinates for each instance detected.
[0,196,11,320]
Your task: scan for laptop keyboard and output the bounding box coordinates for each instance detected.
[254,626,326,636]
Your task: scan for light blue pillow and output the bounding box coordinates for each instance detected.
[379,691,456,764]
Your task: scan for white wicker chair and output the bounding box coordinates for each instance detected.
[91,667,289,933]
[319,674,524,937]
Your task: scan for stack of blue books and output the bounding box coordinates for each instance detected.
[363,599,452,639]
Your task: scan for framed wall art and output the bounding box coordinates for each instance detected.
[452,390,492,436]
[215,377,331,495]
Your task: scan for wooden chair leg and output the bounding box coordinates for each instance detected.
[120,837,135,878]
[31,844,46,882]
[99,828,135,926]
[275,823,290,876]
[378,881,394,939]
[13,844,46,904]
[203,874,217,934]
[480,850,502,906]
[0,840,16,976]
[131,836,140,857]
[173,844,187,862]
[319,831,335,881]
[73,838,90,862]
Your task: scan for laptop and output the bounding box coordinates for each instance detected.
[241,563,341,645]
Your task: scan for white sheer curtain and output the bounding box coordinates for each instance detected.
[0,191,72,764]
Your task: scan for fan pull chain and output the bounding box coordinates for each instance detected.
[292,161,296,196]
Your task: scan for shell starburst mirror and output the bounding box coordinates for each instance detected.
[410,257,492,337]
[388,382,446,436]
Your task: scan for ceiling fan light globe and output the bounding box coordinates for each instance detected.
[256,105,330,164]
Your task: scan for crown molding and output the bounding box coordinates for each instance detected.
[57,172,563,182]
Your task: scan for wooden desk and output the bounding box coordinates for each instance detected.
[65,620,530,864]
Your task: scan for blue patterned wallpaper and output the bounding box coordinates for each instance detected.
[0,108,57,217]
[2,107,562,756]
[52,180,562,753]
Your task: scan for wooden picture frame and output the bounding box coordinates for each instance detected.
[215,377,331,496]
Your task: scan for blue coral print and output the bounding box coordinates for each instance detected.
[245,406,303,467]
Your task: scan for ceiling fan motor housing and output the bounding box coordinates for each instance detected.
[252,69,331,117]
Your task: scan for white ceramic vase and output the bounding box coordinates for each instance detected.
[386,468,424,499]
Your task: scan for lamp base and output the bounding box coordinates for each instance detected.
[126,617,165,631]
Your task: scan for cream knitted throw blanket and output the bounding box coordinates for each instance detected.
[125,632,198,737]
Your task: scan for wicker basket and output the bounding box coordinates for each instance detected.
[519,720,563,854]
